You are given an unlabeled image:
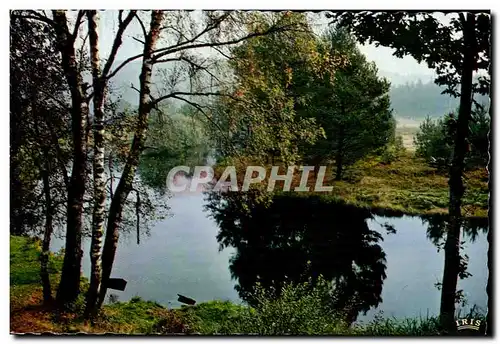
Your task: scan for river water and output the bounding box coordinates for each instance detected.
[51,191,488,321]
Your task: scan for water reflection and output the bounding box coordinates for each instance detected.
[422,215,489,246]
[206,192,388,323]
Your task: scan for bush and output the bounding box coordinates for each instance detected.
[152,311,193,334]
[414,106,489,170]
[182,277,351,335]
[414,115,453,169]
[381,135,406,164]
[237,278,350,335]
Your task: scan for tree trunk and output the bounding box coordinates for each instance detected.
[486,77,492,336]
[98,10,164,307]
[52,10,88,307]
[84,10,107,319]
[335,126,344,180]
[439,12,476,333]
[32,94,56,305]
[486,184,492,335]
[40,167,53,304]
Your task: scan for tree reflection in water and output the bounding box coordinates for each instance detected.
[422,215,489,246]
[205,192,387,323]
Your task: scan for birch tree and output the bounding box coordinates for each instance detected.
[97,10,301,306]
[84,10,136,318]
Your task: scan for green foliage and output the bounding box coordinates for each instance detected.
[10,11,71,235]
[175,301,249,334]
[178,278,350,335]
[414,106,489,170]
[380,135,406,165]
[414,115,453,169]
[178,281,448,335]
[302,28,394,178]
[467,105,490,167]
[353,313,442,336]
[210,12,335,164]
[233,277,350,335]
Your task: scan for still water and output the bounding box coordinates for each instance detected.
[52,191,488,320]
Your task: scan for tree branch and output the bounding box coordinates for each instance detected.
[153,23,293,61]
[151,91,231,107]
[101,10,137,78]
[105,53,144,81]
[155,56,223,85]
[15,10,59,30]
[72,10,86,41]
[135,12,148,39]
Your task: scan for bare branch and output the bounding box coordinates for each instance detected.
[169,94,240,156]
[152,91,243,107]
[210,45,234,60]
[101,10,137,78]
[160,11,233,52]
[155,56,223,85]
[135,12,148,39]
[106,13,293,83]
[152,22,295,61]
[130,84,141,94]
[132,36,146,45]
[72,10,86,41]
[106,53,144,81]
[151,91,219,107]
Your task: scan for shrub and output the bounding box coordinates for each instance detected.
[381,135,406,165]
[182,277,351,335]
[414,115,453,169]
[414,106,489,170]
[152,310,193,334]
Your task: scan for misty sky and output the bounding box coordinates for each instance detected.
[96,10,447,86]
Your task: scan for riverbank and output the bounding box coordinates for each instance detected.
[216,152,488,219]
[11,235,451,335]
[319,152,488,218]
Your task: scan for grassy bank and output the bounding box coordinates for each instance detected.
[323,152,488,218]
[10,235,455,335]
[216,152,488,218]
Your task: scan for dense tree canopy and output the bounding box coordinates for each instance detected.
[306,28,394,179]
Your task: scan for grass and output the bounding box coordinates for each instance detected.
[10,235,186,334]
[173,297,445,335]
[216,152,488,219]
[10,235,63,312]
[323,152,488,218]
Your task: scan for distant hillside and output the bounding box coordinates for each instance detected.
[389,79,489,119]
[378,70,434,87]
